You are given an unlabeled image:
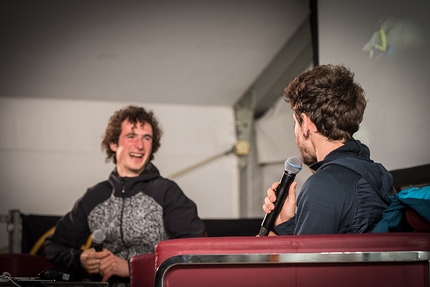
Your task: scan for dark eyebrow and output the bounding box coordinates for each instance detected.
[125,132,153,139]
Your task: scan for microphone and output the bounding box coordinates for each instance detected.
[258,156,302,236]
[92,229,106,252]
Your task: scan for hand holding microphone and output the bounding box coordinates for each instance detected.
[80,229,107,274]
[89,229,129,281]
[259,156,302,236]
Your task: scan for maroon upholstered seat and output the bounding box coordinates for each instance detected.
[130,233,430,287]
[406,208,430,232]
[0,253,53,277]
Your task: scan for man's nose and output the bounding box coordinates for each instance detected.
[134,138,144,149]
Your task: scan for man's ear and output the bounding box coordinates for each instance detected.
[110,142,118,152]
[301,113,317,133]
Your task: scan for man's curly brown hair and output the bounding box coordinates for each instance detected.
[284,64,367,141]
[101,106,163,164]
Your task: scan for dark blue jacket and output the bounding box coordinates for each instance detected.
[274,139,395,235]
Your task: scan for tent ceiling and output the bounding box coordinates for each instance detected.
[0,0,310,108]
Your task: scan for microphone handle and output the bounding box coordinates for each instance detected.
[93,242,103,252]
[258,217,271,236]
[258,172,296,236]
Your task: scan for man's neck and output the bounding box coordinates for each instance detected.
[116,167,145,178]
[314,135,345,162]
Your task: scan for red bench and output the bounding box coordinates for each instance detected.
[130,233,430,287]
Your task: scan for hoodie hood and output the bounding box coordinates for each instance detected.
[109,162,161,197]
[311,139,394,204]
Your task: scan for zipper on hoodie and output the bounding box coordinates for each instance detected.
[119,178,130,257]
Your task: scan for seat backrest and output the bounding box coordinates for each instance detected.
[7,209,62,254]
[155,233,430,264]
[7,210,93,255]
[405,207,430,232]
[202,218,261,236]
[130,233,430,287]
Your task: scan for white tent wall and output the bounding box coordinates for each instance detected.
[318,0,430,171]
[255,95,313,200]
[0,97,238,249]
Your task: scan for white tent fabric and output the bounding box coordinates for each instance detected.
[255,95,296,165]
[255,95,313,195]
[255,60,314,164]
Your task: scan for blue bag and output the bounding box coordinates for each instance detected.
[372,186,430,232]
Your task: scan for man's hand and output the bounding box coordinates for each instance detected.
[262,181,297,226]
[80,248,130,282]
[99,253,130,282]
[80,248,111,274]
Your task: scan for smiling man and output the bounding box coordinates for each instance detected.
[42,106,205,286]
[110,119,154,177]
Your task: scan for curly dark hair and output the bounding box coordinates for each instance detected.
[101,105,163,164]
[284,64,367,141]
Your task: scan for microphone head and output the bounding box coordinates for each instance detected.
[92,229,106,244]
[284,156,302,175]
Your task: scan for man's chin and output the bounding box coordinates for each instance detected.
[299,154,317,167]
[132,161,149,173]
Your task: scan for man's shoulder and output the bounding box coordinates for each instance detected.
[317,160,363,179]
[304,164,361,196]
[311,163,359,180]
[147,176,182,193]
[82,180,112,202]
[70,180,113,215]
[88,180,112,192]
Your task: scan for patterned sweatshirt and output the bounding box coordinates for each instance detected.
[42,162,205,278]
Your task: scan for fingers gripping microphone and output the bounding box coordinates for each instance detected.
[258,156,302,236]
[92,229,106,252]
